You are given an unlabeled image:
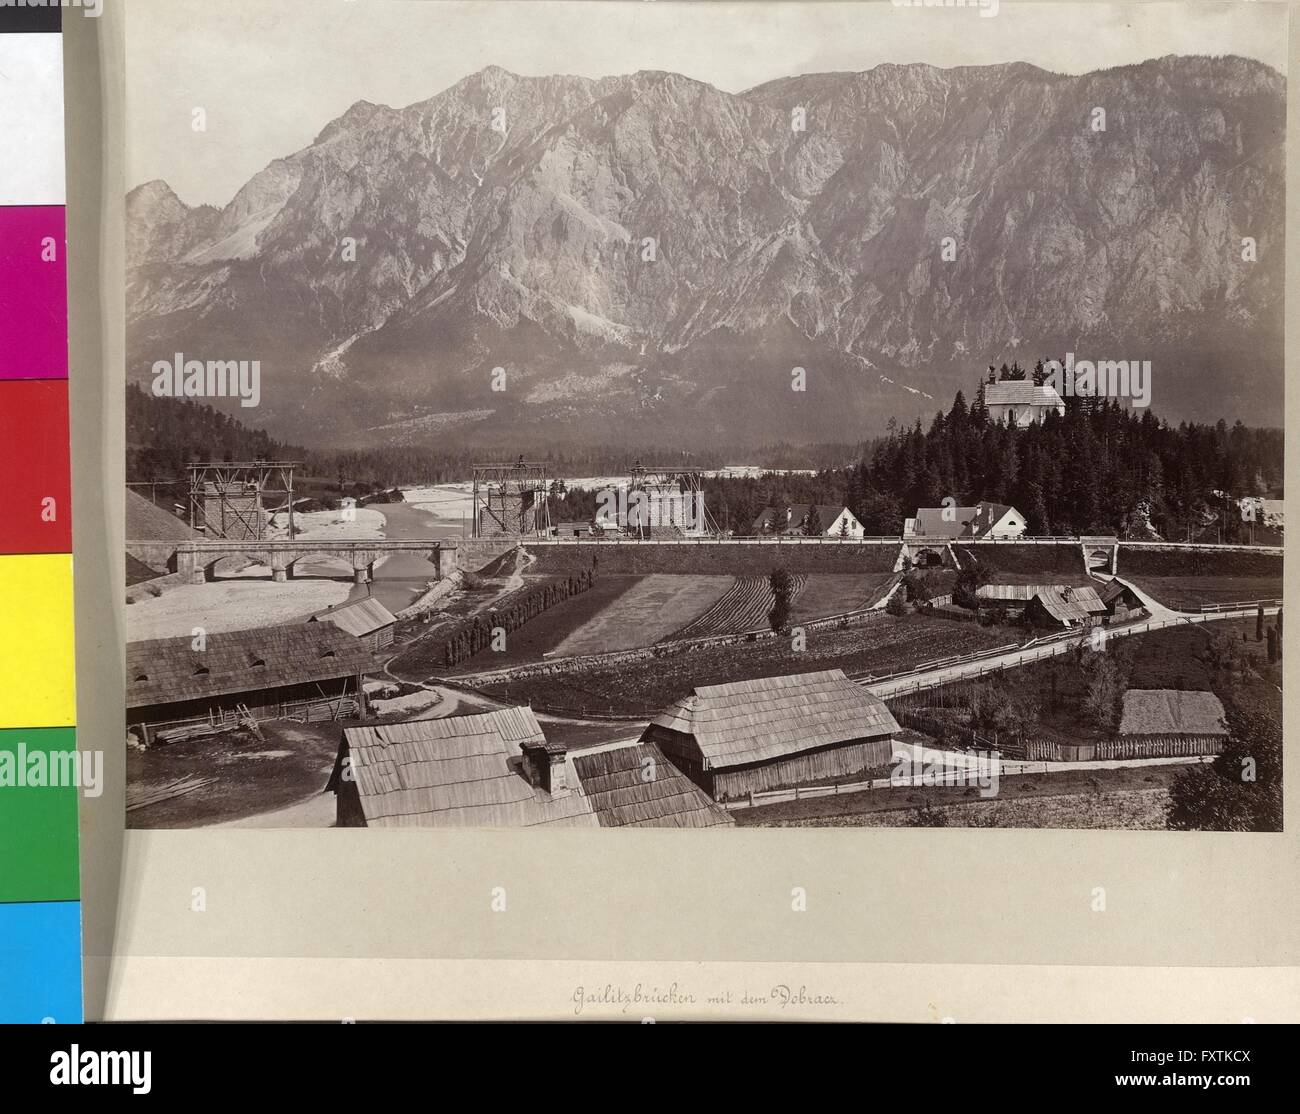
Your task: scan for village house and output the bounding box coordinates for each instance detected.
[983,381,1066,427]
[309,595,398,652]
[551,520,593,538]
[329,707,598,827]
[571,742,734,827]
[126,623,377,747]
[640,669,900,802]
[905,500,1027,541]
[751,504,865,538]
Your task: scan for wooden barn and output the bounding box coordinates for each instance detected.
[309,596,397,651]
[1022,584,1108,629]
[126,623,377,747]
[571,742,734,827]
[640,669,900,802]
[1110,689,1228,759]
[329,707,598,828]
[976,583,1041,617]
[1099,579,1148,623]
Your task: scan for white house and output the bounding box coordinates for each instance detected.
[984,382,1065,427]
[904,501,1027,541]
[752,504,866,538]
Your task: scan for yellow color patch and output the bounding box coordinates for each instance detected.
[0,554,75,729]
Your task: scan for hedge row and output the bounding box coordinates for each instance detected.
[442,571,595,667]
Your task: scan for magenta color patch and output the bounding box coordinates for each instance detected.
[0,206,67,380]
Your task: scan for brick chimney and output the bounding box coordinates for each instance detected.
[520,739,569,796]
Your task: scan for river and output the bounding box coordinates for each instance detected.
[340,499,465,614]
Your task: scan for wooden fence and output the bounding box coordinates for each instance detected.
[862,605,1280,699]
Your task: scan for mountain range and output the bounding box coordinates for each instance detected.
[126,56,1285,450]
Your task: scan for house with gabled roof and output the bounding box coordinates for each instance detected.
[752,504,865,538]
[905,500,1026,541]
[329,707,598,828]
[640,669,900,801]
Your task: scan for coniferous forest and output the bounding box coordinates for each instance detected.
[127,369,1283,543]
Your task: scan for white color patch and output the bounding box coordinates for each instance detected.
[0,34,66,205]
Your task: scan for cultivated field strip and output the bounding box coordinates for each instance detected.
[667,574,807,640]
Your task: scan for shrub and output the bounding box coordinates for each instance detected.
[885,589,908,617]
[768,566,794,632]
[905,803,950,827]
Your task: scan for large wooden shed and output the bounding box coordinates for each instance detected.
[330,707,599,828]
[309,595,398,651]
[640,669,900,802]
[126,623,378,746]
[1022,584,1108,629]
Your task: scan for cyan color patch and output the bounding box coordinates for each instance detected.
[0,900,82,1022]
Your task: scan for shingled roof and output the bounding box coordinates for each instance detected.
[646,669,899,770]
[1118,690,1228,738]
[1100,579,1143,606]
[309,596,397,638]
[127,623,378,708]
[341,708,598,828]
[1032,584,1107,624]
[978,583,1108,612]
[572,742,734,828]
[984,382,1065,408]
[909,501,1019,540]
[752,504,852,534]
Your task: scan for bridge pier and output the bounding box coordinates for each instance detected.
[157,539,456,587]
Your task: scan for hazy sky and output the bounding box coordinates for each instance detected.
[126,0,1290,207]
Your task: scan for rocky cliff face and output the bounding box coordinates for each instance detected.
[126,57,1285,448]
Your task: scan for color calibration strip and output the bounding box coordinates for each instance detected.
[0,6,81,1023]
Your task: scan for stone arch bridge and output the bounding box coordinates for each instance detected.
[127,538,458,585]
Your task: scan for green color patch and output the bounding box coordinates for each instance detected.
[0,727,80,903]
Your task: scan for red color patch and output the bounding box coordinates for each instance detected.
[0,379,71,553]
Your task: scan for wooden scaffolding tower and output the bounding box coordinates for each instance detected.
[187,460,299,540]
